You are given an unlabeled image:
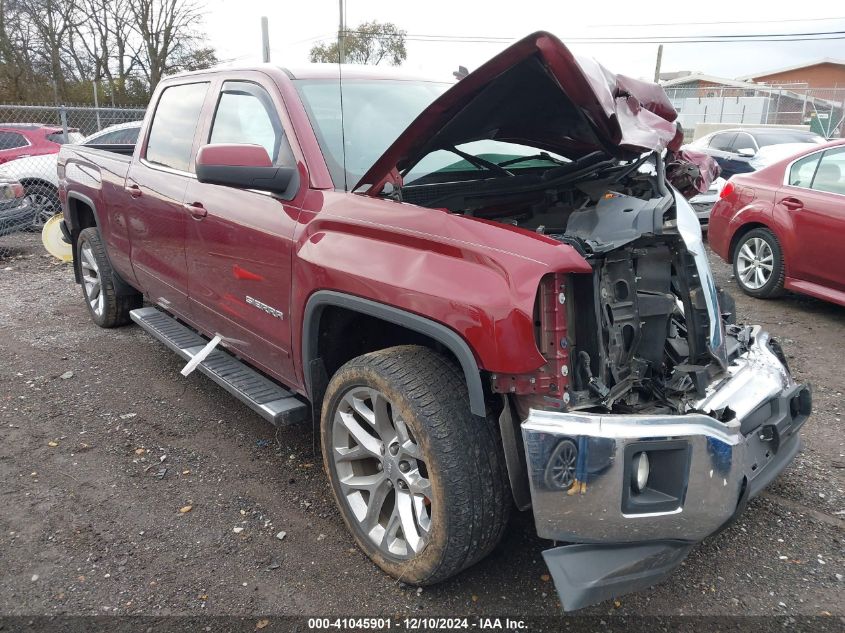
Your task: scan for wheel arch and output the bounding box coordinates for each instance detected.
[302,290,487,417]
[728,221,772,262]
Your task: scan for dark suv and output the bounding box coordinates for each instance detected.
[685,127,825,178]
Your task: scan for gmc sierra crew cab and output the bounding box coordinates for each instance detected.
[57,32,810,611]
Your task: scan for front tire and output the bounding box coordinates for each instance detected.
[732,228,785,298]
[77,227,141,327]
[23,182,60,231]
[321,345,510,585]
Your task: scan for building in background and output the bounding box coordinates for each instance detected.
[659,64,844,139]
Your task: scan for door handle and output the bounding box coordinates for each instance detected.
[125,183,142,198]
[780,197,803,210]
[184,201,207,219]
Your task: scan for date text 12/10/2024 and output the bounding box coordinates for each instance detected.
[307,617,529,630]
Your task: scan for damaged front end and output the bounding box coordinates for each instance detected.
[353,31,809,610]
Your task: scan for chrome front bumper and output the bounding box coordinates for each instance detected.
[521,328,811,544]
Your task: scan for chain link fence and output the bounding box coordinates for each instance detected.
[0,103,145,259]
[663,85,845,141]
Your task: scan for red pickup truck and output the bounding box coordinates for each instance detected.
[57,32,810,611]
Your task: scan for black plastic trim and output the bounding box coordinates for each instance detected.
[65,191,138,296]
[543,539,693,611]
[302,290,486,417]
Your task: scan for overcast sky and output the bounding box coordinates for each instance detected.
[202,1,844,82]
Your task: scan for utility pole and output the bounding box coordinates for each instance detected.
[338,0,345,64]
[261,16,270,63]
[653,44,663,83]
[92,79,102,131]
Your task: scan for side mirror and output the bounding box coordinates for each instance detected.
[195,143,297,196]
[737,147,756,158]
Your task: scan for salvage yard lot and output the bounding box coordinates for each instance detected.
[0,232,842,617]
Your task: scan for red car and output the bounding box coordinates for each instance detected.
[0,124,83,165]
[57,32,809,610]
[709,139,845,306]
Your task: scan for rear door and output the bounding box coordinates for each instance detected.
[779,147,845,290]
[125,81,210,320]
[183,76,303,383]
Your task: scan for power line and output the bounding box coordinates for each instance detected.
[594,16,845,28]
[335,29,845,45]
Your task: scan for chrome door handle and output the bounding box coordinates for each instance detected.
[184,201,207,219]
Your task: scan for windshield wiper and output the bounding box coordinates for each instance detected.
[445,146,514,177]
[497,152,569,168]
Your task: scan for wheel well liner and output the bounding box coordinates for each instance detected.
[303,290,487,417]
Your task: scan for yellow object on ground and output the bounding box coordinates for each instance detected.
[41,214,72,262]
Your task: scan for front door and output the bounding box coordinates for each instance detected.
[125,81,210,320]
[184,78,301,382]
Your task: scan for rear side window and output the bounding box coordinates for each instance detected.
[146,82,209,172]
[209,82,294,166]
[789,153,821,187]
[0,131,28,150]
[810,147,845,195]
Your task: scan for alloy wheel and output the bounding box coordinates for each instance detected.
[80,244,104,316]
[26,192,59,229]
[331,387,432,559]
[736,236,774,290]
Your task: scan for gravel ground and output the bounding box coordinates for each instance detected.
[0,232,843,620]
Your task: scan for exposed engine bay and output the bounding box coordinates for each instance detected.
[398,151,751,415]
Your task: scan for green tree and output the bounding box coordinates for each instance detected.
[309,21,406,66]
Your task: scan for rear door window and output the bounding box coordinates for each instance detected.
[208,81,294,167]
[145,82,209,172]
[788,153,821,187]
[0,131,28,150]
[810,147,845,195]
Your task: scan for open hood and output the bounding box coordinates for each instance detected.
[355,31,684,195]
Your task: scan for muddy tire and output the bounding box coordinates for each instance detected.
[77,227,141,328]
[321,345,510,585]
[732,227,786,299]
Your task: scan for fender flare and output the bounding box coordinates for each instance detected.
[64,191,136,296]
[302,290,487,417]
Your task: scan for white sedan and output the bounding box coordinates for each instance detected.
[0,120,141,229]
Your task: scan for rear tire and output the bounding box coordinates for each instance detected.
[321,345,510,585]
[77,227,141,327]
[732,228,785,299]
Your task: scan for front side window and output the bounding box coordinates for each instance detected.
[0,131,28,150]
[729,133,756,153]
[709,133,737,152]
[789,153,821,187]
[209,82,293,166]
[810,147,845,195]
[146,82,209,172]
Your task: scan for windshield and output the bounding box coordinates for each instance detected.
[754,131,826,147]
[294,79,449,189]
[404,141,569,184]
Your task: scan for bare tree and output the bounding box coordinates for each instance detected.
[310,21,407,66]
[129,0,205,92]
